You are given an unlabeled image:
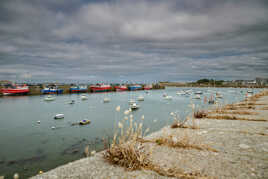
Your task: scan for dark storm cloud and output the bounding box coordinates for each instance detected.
[0,0,267,82]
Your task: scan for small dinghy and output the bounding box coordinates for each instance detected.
[103,97,111,103]
[164,96,172,100]
[79,119,91,125]
[216,92,223,99]
[195,91,203,95]
[68,100,75,104]
[54,114,64,119]
[130,103,140,110]
[193,95,201,99]
[44,95,55,101]
[137,96,144,101]
[81,95,88,100]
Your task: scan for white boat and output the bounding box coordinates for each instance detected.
[195,91,203,95]
[164,96,172,100]
[137,96,144,101]
[54,114,64,119]
[247,90,253,94]
[128,99,136,104]
[130,103,140,110]
[162,93,167,97]
[103,97,111,103]
[193,95,201,99]
[176,91,186,95]
[44,95,55,101]
[81,95,88,100]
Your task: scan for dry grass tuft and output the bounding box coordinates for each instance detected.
[209,110,258,115]
[154,135,217,152]
[104,142,150,170]
[261,107,268,110]
[194,110,208,118]
[171,117,199,129]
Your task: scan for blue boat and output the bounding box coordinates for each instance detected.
[70,85,87,93]
[129,85,142,91]
[41,87,63,94]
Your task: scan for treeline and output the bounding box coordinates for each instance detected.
[196,79,224,85]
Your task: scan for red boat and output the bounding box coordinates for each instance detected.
[144,85,152,90]
[1,84,29,95]
[90,84,112,92]
[115,85,128,91]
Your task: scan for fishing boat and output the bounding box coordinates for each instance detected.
[144,85,152,90]
[44,95,55,101]
[69,85,87,93]
[130,103,140,110]
[128,85,142,91]
[79,119,91,125]
[41,87,63,94]
[0,84,29,95]
[90,84,112,92]
[81,94,88,100]
[115,85,128,92]
[54,114,64,119]
[137,95,144,101]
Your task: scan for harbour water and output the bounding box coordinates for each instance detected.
[0,87,261,178]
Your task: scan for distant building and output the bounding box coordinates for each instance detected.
[256,77,268,86]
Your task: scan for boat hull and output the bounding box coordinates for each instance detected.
[41,89,63,94]
[90,86,112,92]
[1,89,29,95]
[115,86,128,91]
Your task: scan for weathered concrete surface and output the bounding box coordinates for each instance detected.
[31,93,268,179]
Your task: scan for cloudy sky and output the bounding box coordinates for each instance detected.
[0,0,267,83]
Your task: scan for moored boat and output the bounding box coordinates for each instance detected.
[130,103,140,110]
[90,84,112,92]
[0,84,29,95]
[79,119,91,125]
[54,114,64,119]
[137,95,144,101]
[129,85,142,91]
[70,85,87,93]
[103,97,111,103]
[44,95,55,101]
[41,87,63,94]
[81,94,88,100]
[193,95,201,99]
[144,85,152,90]
[115,85,128,92]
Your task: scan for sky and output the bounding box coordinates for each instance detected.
[0,0,268,83]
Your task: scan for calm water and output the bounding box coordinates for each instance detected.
[0,87,261,177]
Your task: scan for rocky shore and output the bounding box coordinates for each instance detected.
[27,90,268,179]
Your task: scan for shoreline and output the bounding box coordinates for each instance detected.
[29,90,268,179]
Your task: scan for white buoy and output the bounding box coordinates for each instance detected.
[37,121,41,124]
